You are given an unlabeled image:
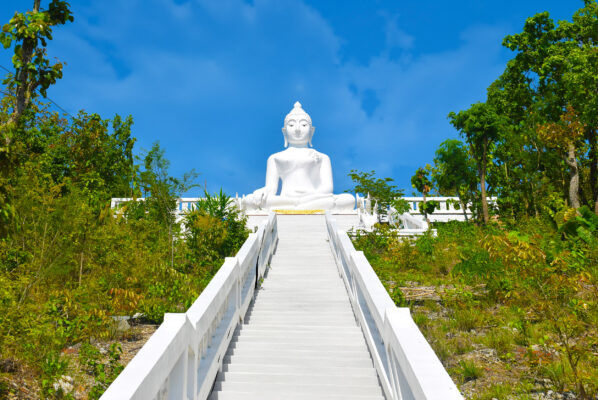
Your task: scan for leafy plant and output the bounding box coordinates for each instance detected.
[347,170,409,222]
[40,352,71,399]
[455,360,483,382]
[411,165,439,223]
[80,342,123,400]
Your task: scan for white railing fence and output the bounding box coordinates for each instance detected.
[403,197,498,223]
[101,212,278,400]
[325,212,463,400]
[110,197,245,226]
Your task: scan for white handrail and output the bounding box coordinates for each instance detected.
[101,212,278,400]
[325,212,463,400]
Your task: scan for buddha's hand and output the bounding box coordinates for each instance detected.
[288,187,310,197]
[252,188,269,207]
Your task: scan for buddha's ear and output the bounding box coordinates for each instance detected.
[282,127,288,148]
[308,126,315,147]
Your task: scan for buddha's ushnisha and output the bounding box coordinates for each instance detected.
[244,101,355,211]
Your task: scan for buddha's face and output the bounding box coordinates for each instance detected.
[283,117,314,147]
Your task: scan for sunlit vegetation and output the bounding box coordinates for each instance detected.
[352,2,598,398]
[353,217,598,398]
[0,2,249,398]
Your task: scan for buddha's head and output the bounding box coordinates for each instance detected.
[282,101,315,148]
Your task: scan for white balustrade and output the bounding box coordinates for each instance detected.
[101,212,278,400]
[325,212,463,400]
[403,196,498,223]
[110,198,245,226]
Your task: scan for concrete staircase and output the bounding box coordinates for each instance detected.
[209,215,385,400]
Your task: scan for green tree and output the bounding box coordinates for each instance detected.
[126,142,198,267]
[0,0,73,129]
[411,165,439,223]
[347,169,409,222]
[495,2,598,213]
[185,189,249,274]
[0,0,73,234]
[538,106,586,208]
[448,102,503,224]
[556,1,598,213]
[432,139,477,221]
[48,112,136,208]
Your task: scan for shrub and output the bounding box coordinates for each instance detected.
[455,360,483,383]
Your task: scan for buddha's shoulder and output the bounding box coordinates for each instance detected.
[267,151,287,161]
[268,148,329,161]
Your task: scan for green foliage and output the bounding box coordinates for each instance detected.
[558,205,598,242]
[488,1,598,216]
[132,142,198,227]
[432,139,477,220]
[185,189,249,273]
[0,0,74,100]
[0,108,247,393]
[352,215,597,397]
[419,200,439,218]
[347,169,409,221]
[0,2,252,396]
[40,352,72,399]
[80,342,123,400]
[410,165,440,221]
[410,165,433,195]
[455,360,483,383]
[0,1,74,234]
[448,102,505,223]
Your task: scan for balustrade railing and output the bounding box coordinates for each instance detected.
[403,196,498,223]
[325,212,462,400]
[100,212,278,400]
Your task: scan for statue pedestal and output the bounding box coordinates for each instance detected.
[273,209,326,215]
[243,207,359,233]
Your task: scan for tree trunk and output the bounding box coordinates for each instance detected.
[480,141,489,224]
[422,192,429,224]
[458,195,468,222]
[169,224,174,268]
[480,167,489,223]
[6,0,41,134]
[78,252,84,286]
[565,143,581,209]
[587,127,597,213]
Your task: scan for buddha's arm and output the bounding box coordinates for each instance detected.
[249,156,278,207]
[317,155,334,194]
[263,155,280,194]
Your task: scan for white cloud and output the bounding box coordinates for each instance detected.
[382,13,414,51]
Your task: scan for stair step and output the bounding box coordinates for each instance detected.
[222,362,376,376]
[213,381,383,396]
[238,325,363,340]
[223,354,373,368]
[244,318,356,326]
[245,311,354,316]
[248,305,351,311]
[226,347,369,359]
[230,339,365,349]
[209,391,385,400]
[216,371,379,385]
[232,332,364,342]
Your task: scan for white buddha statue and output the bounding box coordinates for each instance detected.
[243,101,355,211]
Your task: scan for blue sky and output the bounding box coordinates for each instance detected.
[0,0,583,196]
